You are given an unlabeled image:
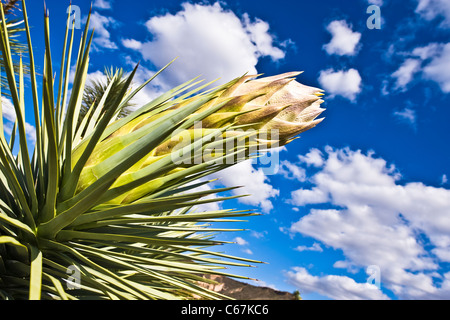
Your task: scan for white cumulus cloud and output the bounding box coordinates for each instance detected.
[121,38,143,50]
[318,68,362,101]
[286,267,389,300]
[287,146,450,299]
[323,20,361,56]
[211,160,279,213]
[422,43,450,93]
[278,160,306,181]
[1,97,37,144]
[124,2,288,90]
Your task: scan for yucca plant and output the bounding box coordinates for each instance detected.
[0,0,29,94]
[0,1,325,300]
[81,66,133,123]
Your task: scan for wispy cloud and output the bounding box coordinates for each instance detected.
[234,237,253,255]
[250,230,268,239]
[391,58,421,91]
[393,107,417,129]
[389,42,450,94]
[295,242,323,252]
[86,11,118,50]
[121,38,142,50]
[367,0,384,5]
[298,148,324,167]
[416,0,450,28]
[93,0,113,10]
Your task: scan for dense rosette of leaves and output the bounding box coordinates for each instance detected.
[0,1,324,300]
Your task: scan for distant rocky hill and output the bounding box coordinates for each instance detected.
[199,275,300,300]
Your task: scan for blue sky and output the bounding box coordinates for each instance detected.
[8,0,450,299]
